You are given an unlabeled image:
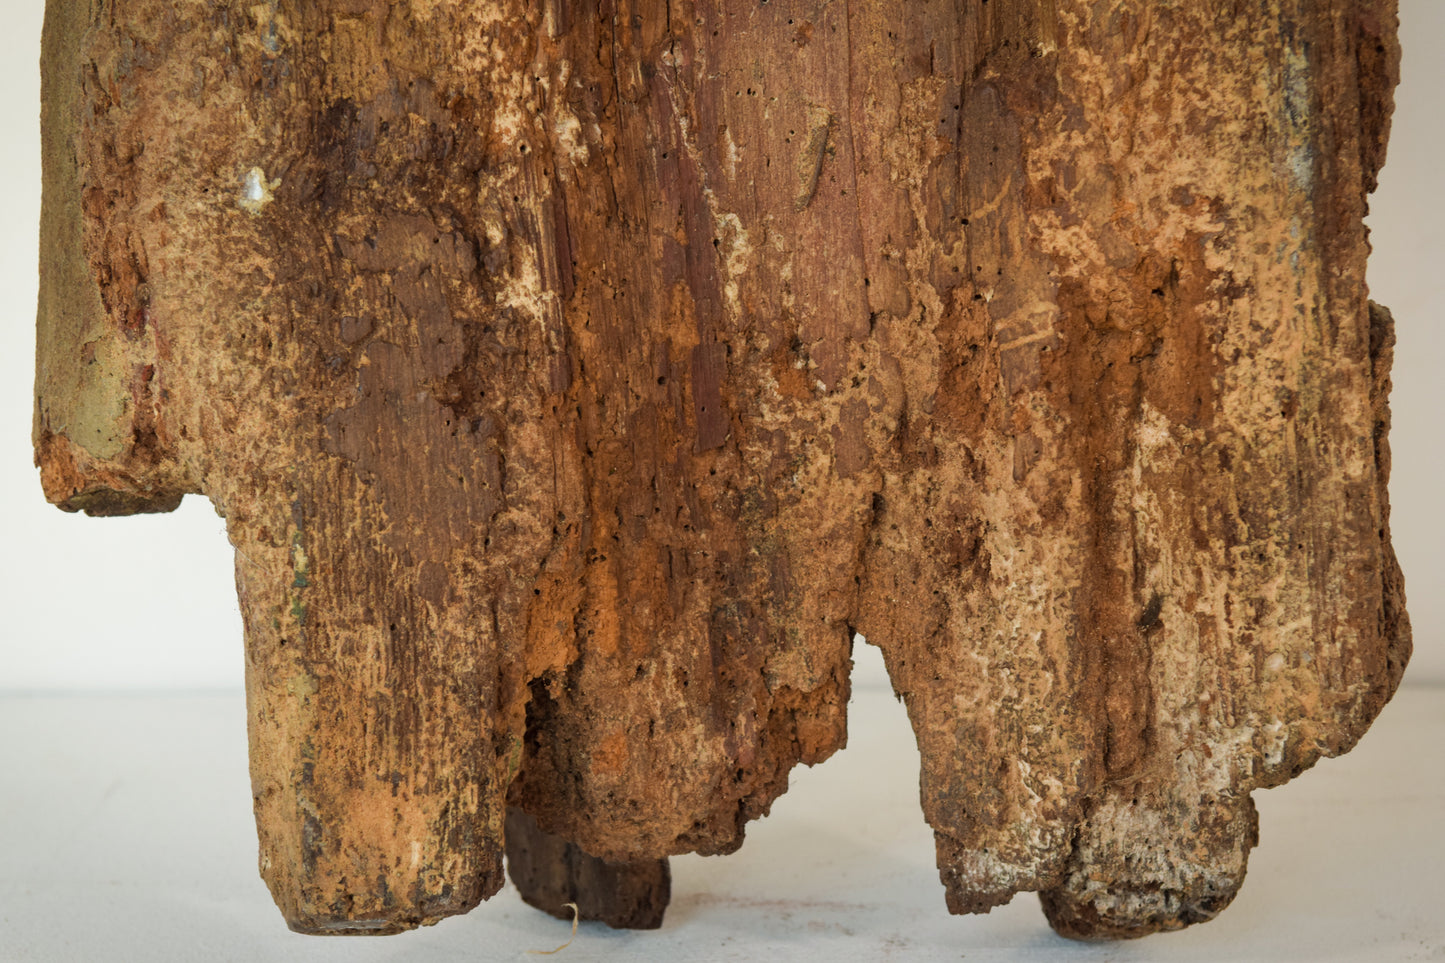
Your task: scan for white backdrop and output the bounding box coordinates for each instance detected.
[1,1,1440,693]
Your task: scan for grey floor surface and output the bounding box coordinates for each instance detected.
[2,649,1441,963]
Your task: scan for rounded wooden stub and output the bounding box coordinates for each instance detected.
[505,808,671,930]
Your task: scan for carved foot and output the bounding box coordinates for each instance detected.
[505,808,671,930]
[1040,792,1258,940]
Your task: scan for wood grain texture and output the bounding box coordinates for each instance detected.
[37,0,1408,941]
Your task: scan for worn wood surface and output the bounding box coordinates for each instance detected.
[37,0,1409,940]
[505,807,670,929]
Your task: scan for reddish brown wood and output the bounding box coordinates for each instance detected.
[37,0,1408,941]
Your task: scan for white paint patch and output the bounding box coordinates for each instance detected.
[553,110,589,167]
[479,170,556,342]
[711,206,754,317]
[1133,399,1175,462]
[1260,719,1288,768]
[238,166,278,215]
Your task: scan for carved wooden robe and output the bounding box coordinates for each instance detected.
[36,0,1409,940]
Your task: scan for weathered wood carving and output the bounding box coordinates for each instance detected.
[36,0,1410,941]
